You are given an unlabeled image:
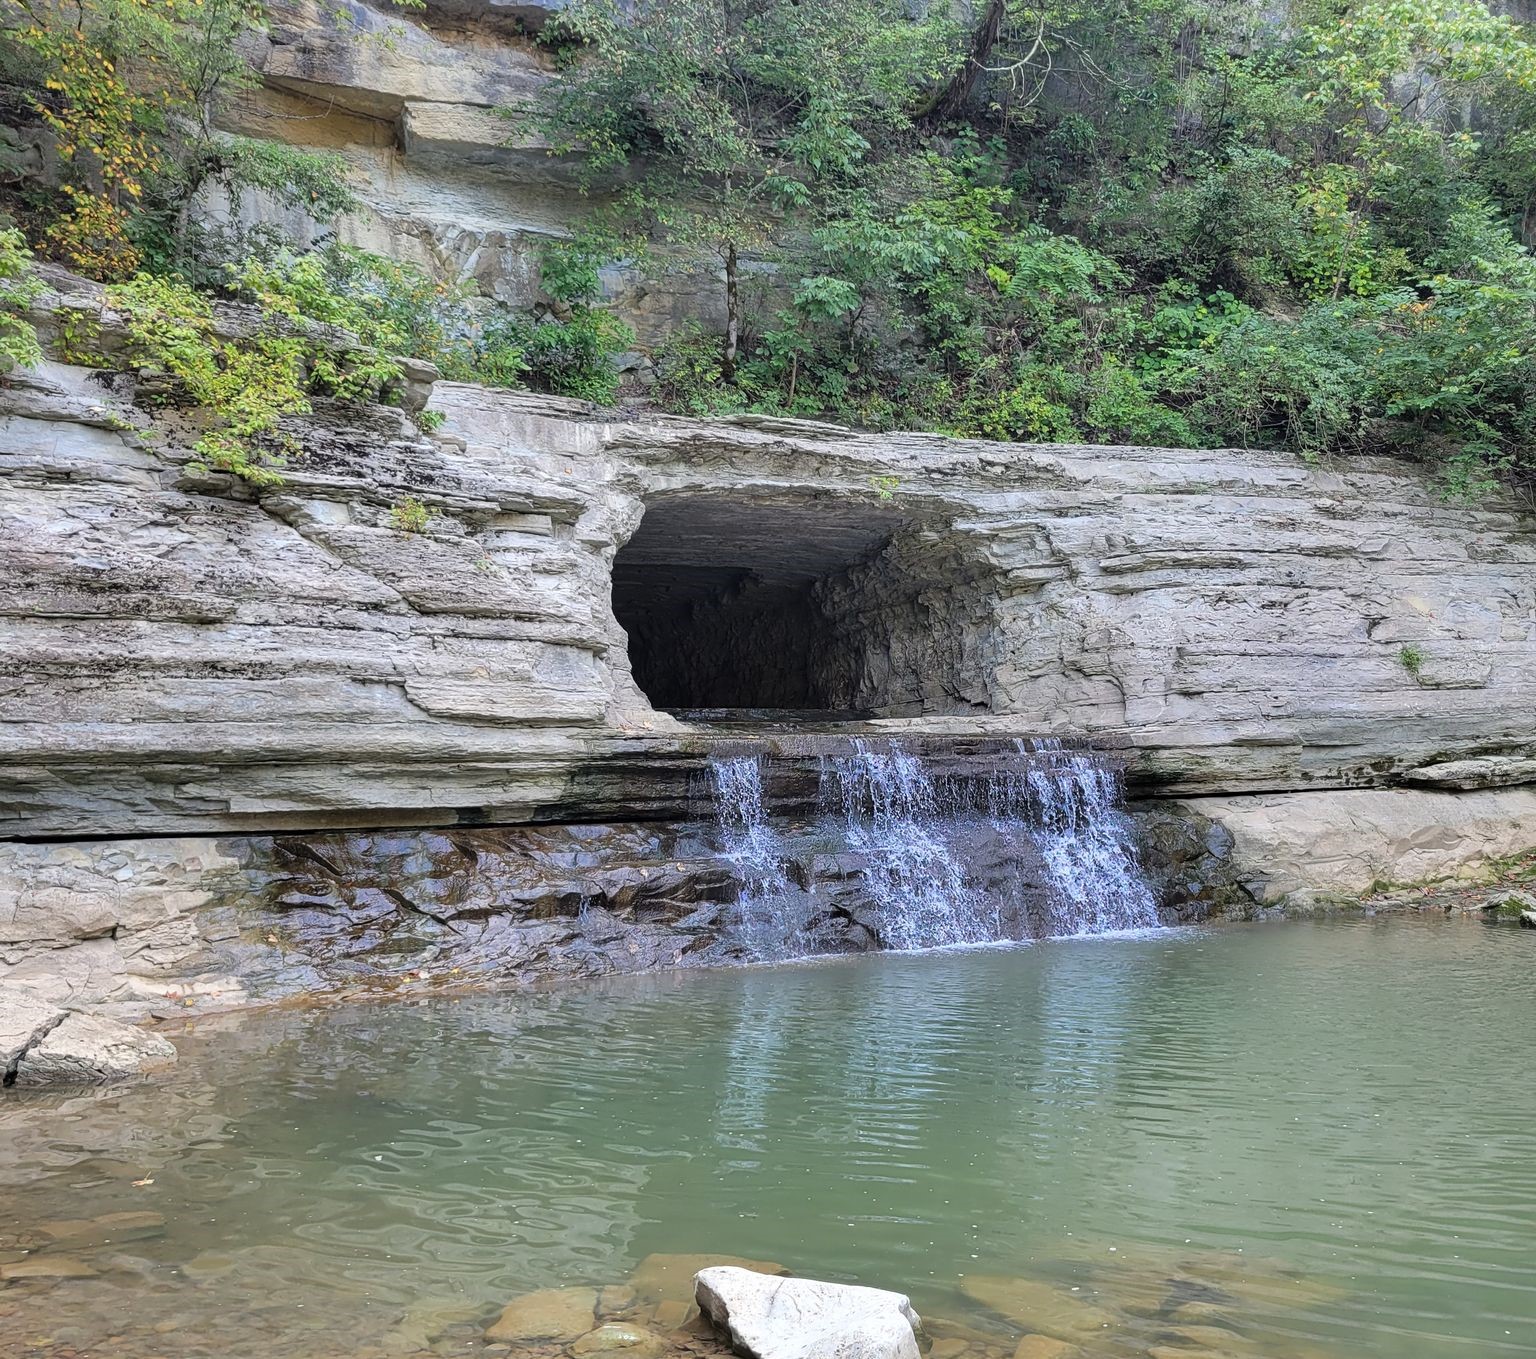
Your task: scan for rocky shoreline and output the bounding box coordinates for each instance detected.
[0,1233,1364,1359]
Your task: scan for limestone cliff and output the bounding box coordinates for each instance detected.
[5,355,1536,839]
[5,277,1536,1016]
[217,0,721,348]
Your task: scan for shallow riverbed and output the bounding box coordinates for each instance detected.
[2,916,1533,1359]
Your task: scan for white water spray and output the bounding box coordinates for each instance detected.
[709,738,1160,958]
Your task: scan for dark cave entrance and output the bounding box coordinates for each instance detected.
[611,493,997,716]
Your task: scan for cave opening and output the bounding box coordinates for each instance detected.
[611,493,996,717]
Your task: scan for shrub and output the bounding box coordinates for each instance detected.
[0,229,44,371]
[388,495,434,533]
[110,272,312,485]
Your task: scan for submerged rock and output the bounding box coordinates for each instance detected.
[695,1265,921,1359]
[631,1252,786,1304]
[484,1285,598,1342]
[1012,1338,1079,1359]
[570,1321,669,1358]
[9,1011,176,1086]
[958,1276,1115,1343]
[0,1254,100,1280]
[35,1211,166,1248]
[1161,1323,1260,1353]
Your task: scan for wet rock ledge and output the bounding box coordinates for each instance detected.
[0,987,174,1087]
[0,803,1240,1040]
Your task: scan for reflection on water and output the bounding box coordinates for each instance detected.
[2,917,1534,1358]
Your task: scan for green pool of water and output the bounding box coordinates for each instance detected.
[2,916,1533,1358]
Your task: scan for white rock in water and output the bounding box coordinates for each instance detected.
[10,1011,176,1085]
[1,987,65,1078]
[695,1266,921,1359]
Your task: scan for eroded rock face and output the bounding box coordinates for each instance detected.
[694,1266,921,1359]
[5,333,1536,1012]
[1175,788,1536,906]
[216,0,725,345]
[6,373,1536,841]
[1,988,176,1086]
[0,799,1240,1016]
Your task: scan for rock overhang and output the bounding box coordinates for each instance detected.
[4,370,1536,839]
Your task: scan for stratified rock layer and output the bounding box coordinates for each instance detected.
[0,806,1235,1015]
[5,350,1536,1015]
[0,986,176,1085]
[6,369,1536,839]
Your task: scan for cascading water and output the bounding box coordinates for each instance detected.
[709,755,798,959]
[708,738,1161,959]
[819,740,991,950]
[1018,739,1161,934]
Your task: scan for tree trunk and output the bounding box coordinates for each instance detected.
[928,0,1008,124]
[723,240,740,384]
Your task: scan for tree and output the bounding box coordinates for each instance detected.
[524,0,961,381]
[0,0,353,279]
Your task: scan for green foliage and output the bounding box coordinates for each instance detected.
[518,308,633,404]
[0,228,44,370]
[388,495,434,533]
[232,248,431,399]
[651,326,751,416]
[233,242,632,403]
[7,0,1536,501]
[523,0,1536,498]
[522,0,962,378]
[0,0,272,277]
[110,272,309,484]
[1399,643,1427,679]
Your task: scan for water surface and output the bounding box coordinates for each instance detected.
[2,917,1533,1358]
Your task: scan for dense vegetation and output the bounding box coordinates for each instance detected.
[0,0,627,480]
[3,0,1536,495]
[533,0,1536,497]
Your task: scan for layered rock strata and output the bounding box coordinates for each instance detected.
[4,344,1536,1017]
[5,365,1536,838]
[0,803,1233,1017]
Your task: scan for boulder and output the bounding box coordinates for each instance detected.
[485,1285,598,1342]
[1520,909,1536,929]
[9,1011,176,1086]
[1,987,65,1081]
[695,1265,921,1359]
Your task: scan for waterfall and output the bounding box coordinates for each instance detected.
[819,740,991,950]
[1019,739,1161,934]
[709,755,797,959]
[708,738,1161,959]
